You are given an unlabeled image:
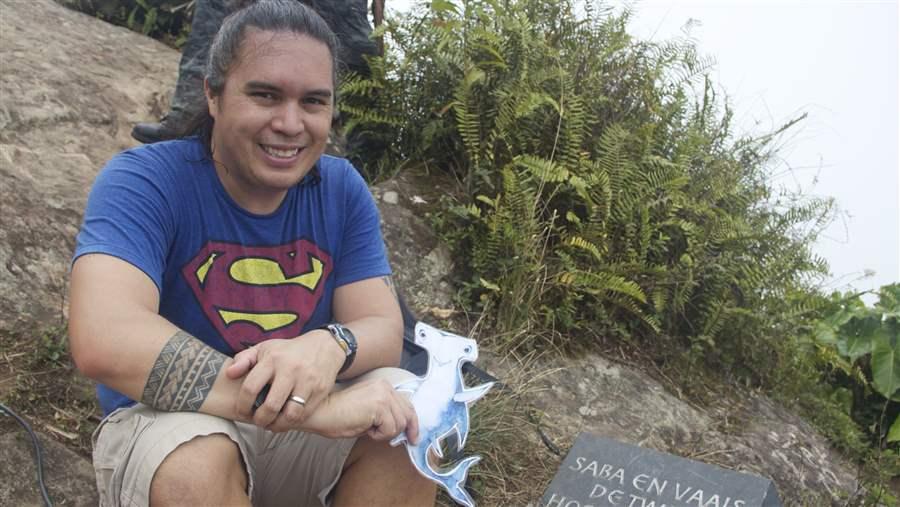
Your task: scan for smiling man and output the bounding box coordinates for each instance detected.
[68,1,436,505]
[203,26,335,214]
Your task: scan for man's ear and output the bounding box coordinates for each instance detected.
[204,78,218,119]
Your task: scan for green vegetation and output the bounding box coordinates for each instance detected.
[341,0,831,374]
[47,0,898,500]
[339,0,896,496]
[60,0,192,47]
[811,285,900,490]
[36,326,69,366]
[813,284,900,445]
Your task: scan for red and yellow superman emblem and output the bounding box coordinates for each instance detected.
[182,239,333,351]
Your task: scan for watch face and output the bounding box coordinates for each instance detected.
[330,324,356,355]
[327,323,357,374]
[343,326,358,349]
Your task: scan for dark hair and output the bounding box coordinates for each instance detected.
[182,0,340,154]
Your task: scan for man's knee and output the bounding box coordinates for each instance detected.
[150,433,248,505]
[336,437,436,506]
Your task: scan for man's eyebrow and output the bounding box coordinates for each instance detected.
[244,81,281,92]
[306,89,333,98]
[243,82,332,99]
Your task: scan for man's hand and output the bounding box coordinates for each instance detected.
[226,329,345,429]
[302,377,420,442]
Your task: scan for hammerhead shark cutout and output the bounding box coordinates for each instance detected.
[390,322,495,507]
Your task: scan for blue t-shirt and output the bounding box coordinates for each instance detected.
[74,138,391,415]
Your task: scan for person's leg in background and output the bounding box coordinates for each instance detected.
[131,0,226,143]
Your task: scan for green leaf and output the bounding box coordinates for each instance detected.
[825,307,857,329]
[463,67,485,87]
[813,320,838,347]
[475,194,496,208]
[877,283,900,312]
[126,6,139,30]
[431,0,459,15]
[888,415,900,443]
[872,325,900,399]
[142,8,158,36]
[479,278,501,292]
[837,315,880,361]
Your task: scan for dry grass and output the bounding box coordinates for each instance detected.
[0,327,100,458]
[430,348,565,506]
[1,323,568,506]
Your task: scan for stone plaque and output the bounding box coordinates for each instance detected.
[540,433,781,507]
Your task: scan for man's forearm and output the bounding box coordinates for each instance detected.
[141,330,226,411]
[138,329,255,421]
[335,315,403,379]
[332,275,405,380]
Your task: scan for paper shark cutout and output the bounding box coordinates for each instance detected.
[390,322,495,507]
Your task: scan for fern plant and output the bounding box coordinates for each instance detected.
[340,0,834,381]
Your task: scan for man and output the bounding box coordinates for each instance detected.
[69,1,435,505]
[131,0,379,144]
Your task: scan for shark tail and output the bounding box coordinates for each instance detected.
[443,455,481,507]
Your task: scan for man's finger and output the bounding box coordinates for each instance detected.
[401,394,420,445]
[226,348,258,379]
[278,388,311,429]
[236,361,272,418]
[254,375,294,428]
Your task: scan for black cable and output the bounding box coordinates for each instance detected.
[0,402,53,507]
[527,409,562,456]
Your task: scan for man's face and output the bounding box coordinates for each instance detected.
[206,29,333,214]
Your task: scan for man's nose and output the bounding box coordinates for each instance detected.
[271,102,305,135]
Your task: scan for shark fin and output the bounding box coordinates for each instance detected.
[453,382,495,403]
[432,440,445,459]
[444,456,481,507]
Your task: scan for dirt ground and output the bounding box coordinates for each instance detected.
[0,328,99,459]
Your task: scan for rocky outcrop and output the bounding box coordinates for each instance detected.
[0,431,97,507]
[0,0,178,331]
[1,0,178,502]
[0,0,863,505]
[504,353,861,505]
[372,178,456,317]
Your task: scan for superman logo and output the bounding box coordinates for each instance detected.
[182,239,333,352]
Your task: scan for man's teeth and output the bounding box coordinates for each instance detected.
[261,145,301,158]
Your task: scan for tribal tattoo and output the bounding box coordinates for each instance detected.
[141,331,226,412]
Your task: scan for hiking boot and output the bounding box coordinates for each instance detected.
[131,116,181,144]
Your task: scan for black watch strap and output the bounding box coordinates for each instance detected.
[322,323,357,374]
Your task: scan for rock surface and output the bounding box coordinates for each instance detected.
[0,431,97,507]
[373,178,456,318]
[502,353,861,506]
[0,0,863,505]
[0,0,177,332]
[1,0,177,502]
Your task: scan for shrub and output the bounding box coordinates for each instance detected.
[813,285,900,452]
[340,0,833,388]
[57,0,192,48]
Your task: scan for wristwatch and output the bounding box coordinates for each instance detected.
[321,323,357,374]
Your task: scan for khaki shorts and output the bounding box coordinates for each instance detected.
[91,367,414,507]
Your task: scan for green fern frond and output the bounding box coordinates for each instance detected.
[565,235,604,262]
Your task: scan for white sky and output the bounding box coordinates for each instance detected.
[386,0,900,301]
[617,0,899,302]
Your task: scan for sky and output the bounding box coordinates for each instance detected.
[613,0,899,302]
[385,0,900,301]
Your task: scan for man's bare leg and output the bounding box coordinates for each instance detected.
[334,436,437,506]
[149,434,250,506]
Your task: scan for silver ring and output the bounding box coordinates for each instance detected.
[288,395,306,406]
